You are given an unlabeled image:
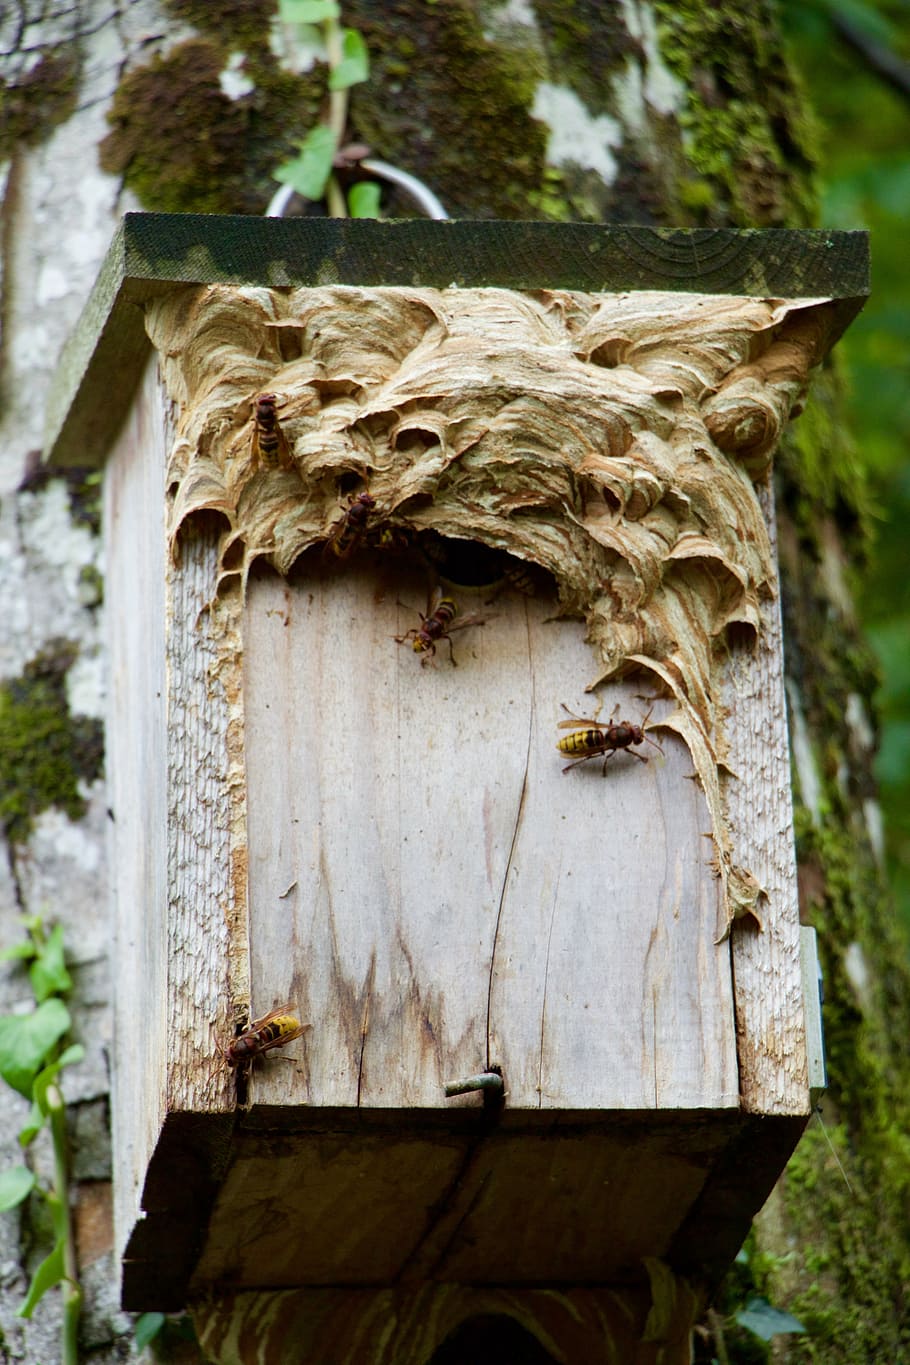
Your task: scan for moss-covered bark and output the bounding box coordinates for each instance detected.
[6,0,905,1358]
[755,397,910,1362]
[0,643,103,847]
[90,0,910,1356]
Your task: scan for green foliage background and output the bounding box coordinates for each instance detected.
[786,0,910,929]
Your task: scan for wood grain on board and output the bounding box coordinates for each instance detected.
[241,560,739,1118]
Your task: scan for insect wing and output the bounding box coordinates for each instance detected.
[557,715,601,730]
[273,426,292,470]
[256,1022,309,1055]
[445,610,493,635]
[251,426,292,471]
[247,1003,298,1033]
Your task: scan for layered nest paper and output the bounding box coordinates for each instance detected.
[149,283,841,935]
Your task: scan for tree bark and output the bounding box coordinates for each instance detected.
[0,1,905,1361]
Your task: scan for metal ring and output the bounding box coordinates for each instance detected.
[265,158,448,220]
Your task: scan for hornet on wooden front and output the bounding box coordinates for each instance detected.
[394,589,490,666]
[213,1004,308,1073]
[556,703,662,773]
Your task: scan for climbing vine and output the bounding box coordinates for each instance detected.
[0,918,83,1365]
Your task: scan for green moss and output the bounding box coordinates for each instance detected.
[0,645,104,846]
[776,1108,910,1359]
[19,467,103,539]
[0,51,79,160]
[653,1,819,226]
[99,38,324,214]
[742,779,910,1360]
[738,374,910,1356]
[163,0,276,47]
[532,0,640,115]
[77,565,104,609]
[344,0,551,219]
[779,373,869,555]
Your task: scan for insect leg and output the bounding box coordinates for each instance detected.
[562,751,598,773]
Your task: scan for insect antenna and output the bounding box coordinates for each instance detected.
[637,703,665,754]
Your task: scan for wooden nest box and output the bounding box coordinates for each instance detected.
[46,217,866,1343]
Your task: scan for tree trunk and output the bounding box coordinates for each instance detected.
[0,2,905,1361]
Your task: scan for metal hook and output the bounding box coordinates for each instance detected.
[265,158,448,220]
[444,1071,504,1100]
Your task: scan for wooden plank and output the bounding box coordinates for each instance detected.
[725,485,808,1114]
[402,1120,734,1284]
[190,1110,742,1292]
[44,216,868,468]
[668,1111,806,1285]
[193,1131,469,1287]
[242,558,739,1115]
[104,354,169,1267]
[242,561,539,1110]
[488,608,739,1112]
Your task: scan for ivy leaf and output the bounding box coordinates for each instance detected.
[0,999,71,1098]
[0,941,37,963]
[17,1235,66,1318]
[0,1165,35,1210]
[29,924,72,1002]
[279,0,339,20]
[348,181,381,219]
[134,1312,166,1349]
[328,29,369,90]
[18,1101,44,1148]
[32,1046,84,1119]
[274,125,337,200]
[736,1296,807,1341]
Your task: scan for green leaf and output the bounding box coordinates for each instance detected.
[736,1296,806,1341]
[134,1311,167,1349]
[32,1047,83,1119]
[17,1236,66,1318]
[348,181,381,218]
[279,0,339,20]
[328,28,369,89]
[29,924,72,1003]
[0,1165,36,1210]
[18,1101,44,1147]
[273,124,337,200]
[57,1042,85,1071]
[0,942,37,963]
[0,999,71,1098]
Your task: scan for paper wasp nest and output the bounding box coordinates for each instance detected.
[149,283,839,935]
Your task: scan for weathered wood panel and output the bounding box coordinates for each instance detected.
[104,355,169,1265]
[724,485,808,1115]
[191,1110,740,1290]
[110,361,250,1296]
[242,559,739,1115]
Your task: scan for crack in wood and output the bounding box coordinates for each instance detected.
[486,601,534,1071]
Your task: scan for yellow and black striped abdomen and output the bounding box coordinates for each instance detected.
[556,728,606,758]
[258,1014,300,1046]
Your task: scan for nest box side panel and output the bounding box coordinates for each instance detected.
[241,564,739,1114]
[724,487,807,1114]
[108,359,251,1296]
[105,355,170,1261]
